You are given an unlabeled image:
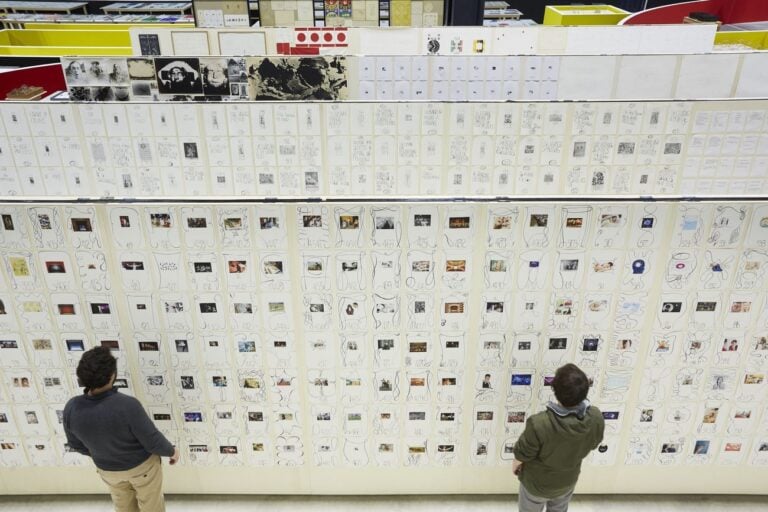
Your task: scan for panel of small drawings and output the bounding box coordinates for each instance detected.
[0,201,768,469]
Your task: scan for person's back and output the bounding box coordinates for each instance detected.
[513,363,604,512]
[64,389,171,471]
[64,346,178,512]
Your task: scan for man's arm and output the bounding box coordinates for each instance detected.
[513,416,542,462]
[62,405,90,456]
[512,416,542,474]
[126,399,176,458]
[591,410,606,450]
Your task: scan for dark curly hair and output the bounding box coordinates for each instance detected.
[76,346,117,390]
[552,363,589,407]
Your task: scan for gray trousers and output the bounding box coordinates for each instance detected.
[518,483,574,512]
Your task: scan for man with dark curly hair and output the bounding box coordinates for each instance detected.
[64,346,179,512]
[513,363,604,512]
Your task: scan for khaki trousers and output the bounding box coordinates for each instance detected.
[96,455,165,512]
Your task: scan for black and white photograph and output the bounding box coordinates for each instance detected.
[247,56,348,100]
[181,376,195,390]
[63,59,89,85]
[131,82,153,97]
[200,303,218,314]
[617,142,635,155]
[375,216,395,229]
[183,142,199,159]
[88,86,115,102]
[194,262,212,273]
[413,214,431,227]
[696,301,717,312]
[68,86,91,101]
[155,58,203,95]
[549,337,567,350]
[127,58,156,80]
[234,303,252,314]
[227,58,248,83]
[200,58,231,96]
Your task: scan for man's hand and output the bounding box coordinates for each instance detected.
[512,459,523,476]
[169,447,180,465]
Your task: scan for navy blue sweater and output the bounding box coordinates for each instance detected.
[63,388,174,471]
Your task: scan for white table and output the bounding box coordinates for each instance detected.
[101,2,193,15]
[0,1,88,14]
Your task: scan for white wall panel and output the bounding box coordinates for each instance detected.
[555,56,616,100]
[676,54,740,99]
[615,55,677,100]
[0,201,767,494]
[735,53,768,98]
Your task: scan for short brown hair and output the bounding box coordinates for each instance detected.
[552,363,589,407]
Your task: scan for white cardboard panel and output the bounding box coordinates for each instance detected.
[615,55,677,100]
[357,27,421,55]
[555,56,616,100]
[218,32,268,56]
[676,54,739,99]
[171,31,211,56]
[735,52,768,98]
[564,25,715,55]
[566,26,640,55]
[492,27,538,55]
[637,24,718,54]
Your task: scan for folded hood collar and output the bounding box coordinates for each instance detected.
[546,399,590,419]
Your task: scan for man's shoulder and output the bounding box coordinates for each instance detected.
[64,393,85,410]
[107,391,140,407]
[528,409,551,427]
[587,405,606,425]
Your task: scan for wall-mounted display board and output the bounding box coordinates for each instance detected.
[129,24,717,57]
[1,100,768,198]
[59,52,768,103]
[258,0,444,27]
[0,200,767,495]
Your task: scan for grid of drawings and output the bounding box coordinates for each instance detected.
[1,202,768,470]
[1,101,768,198]
[0,204,305,466]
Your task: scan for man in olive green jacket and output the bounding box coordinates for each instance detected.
[513,363,604,512]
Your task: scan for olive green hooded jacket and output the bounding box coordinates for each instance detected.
[513,402,605,498]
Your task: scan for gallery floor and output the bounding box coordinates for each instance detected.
[0,494,766,511]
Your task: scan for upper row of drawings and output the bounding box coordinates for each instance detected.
[59,51,767,103]
[1,99,767,198]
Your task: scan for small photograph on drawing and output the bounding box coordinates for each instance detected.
[414,214,431,227]
[339,215,359,229]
